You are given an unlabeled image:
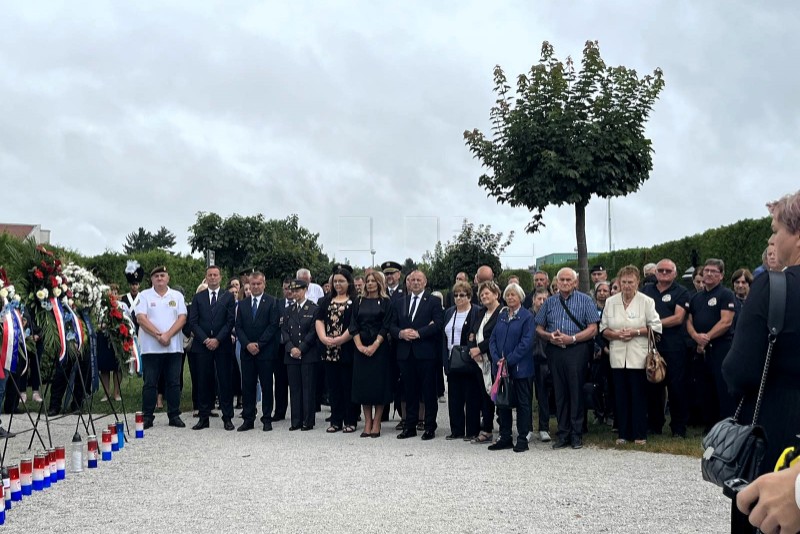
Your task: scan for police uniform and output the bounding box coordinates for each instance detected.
[641,281,691,436]
[282,280,320,430]
[381,261,404,424]
[687,283,737,424]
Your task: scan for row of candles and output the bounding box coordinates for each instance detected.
[0,412,146,524]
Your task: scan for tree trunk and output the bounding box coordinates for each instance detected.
[575,201,590,293]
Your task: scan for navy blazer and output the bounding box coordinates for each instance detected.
[282,299,319,364]
[234,293,280,359]
[188,288,236,354]
[390,290,444,361]
[489,306,535,379]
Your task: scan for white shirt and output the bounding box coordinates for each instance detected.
[208,288,220,306]
[134,287,187,354]
[445,309,469,350]
[305,283,324,304]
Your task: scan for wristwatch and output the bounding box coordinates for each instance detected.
[572,335,577,344]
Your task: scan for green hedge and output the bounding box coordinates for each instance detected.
[541,216,771,285]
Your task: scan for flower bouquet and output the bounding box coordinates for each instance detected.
[0,268,27,378]
[98,289,141,373]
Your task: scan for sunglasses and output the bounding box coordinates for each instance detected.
[453,293,469,298]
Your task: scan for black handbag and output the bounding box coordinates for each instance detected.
[494,360,514,409]
[701,271,786,487]
[448,345,472,374]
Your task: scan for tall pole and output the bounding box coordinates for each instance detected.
[369,217,375,267]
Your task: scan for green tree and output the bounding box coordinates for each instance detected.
[464,40,665,292]
[423,220,513,289]
[123,226,176,253]
[187,212,330,281]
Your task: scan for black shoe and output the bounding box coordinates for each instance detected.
[0,427,16,439]
[169,417,186,428]
[301,426,313,431]
[394,421,405,431]
[143,419,154,430]
[421,430,435,441]
[272,414,285,422]
[571,437,583,450]
[416,422,425,431]
[237,422,254,432]
[445,434,464,440]
[488,440,513,451]
[223,419,235,431]
[513,441,529,453]
[47,408,60,417]
[263,422,273,432]
[397,429,417,439]
[192,418,209,430]
[324,416,332,422]
[289,425,301,431]
[234,402,243,410]
[552,439,570,449]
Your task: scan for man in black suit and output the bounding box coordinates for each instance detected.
[188,265,237,431]
[390,270,444,440]
[272,278,293,421]
[234,271,280,432]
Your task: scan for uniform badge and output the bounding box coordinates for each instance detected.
[727,302,735,309]
[150,302,157,308]
[662,294,672,303]
[708,298,717,307]
[169,300,177,307]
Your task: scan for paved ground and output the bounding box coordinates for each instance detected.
[0,407,730,533]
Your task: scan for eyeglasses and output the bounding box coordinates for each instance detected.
[454,293,469,298]
[656,269,673,274]
[703,269,721,275]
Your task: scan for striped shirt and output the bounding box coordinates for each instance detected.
[534,291,598,336]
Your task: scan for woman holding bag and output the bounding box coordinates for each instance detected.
[468,280,502,444]
[724,190,800,533]
[443,280,479,441]
[600,265,662,446]
[488,283,535,453]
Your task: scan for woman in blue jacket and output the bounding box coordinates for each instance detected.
[488,283,535,452]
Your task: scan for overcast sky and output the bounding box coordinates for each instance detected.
[2,1,797,271]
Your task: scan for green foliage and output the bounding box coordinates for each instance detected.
[123,226,176,254]
[83,250,206,296]
[498,269,534,291]
[464,40,665,291]
[188,212,330,281]
[423,220,513,289]
[547,217,771,285]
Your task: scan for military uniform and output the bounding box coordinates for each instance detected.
[282,280,320,430]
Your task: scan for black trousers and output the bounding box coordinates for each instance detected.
[4,369,23,414]
[647,347,690,436]
[142,352,182,421]
[497,376,533,443]
[399,357,438,432]
[194,347,234,420]
[272,349,289,418]
[706,339,735,421]
[48,355,90,413]
[480,386,495,433]
[187,352,201,410]
[612,368,648,441]
[240,353,274,424]
[548,343,590,441]
[230,350,242,398]
[533,360,552,431]
[446,367,482,437]
[288,362,317,428]
[325,361,357,427]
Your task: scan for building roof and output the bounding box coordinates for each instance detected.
[0,224,36,239]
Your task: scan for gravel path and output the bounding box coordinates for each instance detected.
[0,408,729,533]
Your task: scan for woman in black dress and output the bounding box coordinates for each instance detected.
[349,271,393,438]
[315,266,358,433]
[723,190,800,533]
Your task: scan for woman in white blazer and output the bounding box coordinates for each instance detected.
[600,265,662,445]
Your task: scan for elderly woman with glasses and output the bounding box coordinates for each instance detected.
[443,280,480,440]
[488,283,535,452]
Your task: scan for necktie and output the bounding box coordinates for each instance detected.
[409,295,418,320]
[252,297,258,318]
[389,288,394,297]
[210,291,217,308]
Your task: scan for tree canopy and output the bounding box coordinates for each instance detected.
[423,220,513,289]
[123,226,176,254]
[187,212,330,281]
[464,40,664,291]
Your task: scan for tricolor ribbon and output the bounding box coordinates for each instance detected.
[0,309,26,379]
[63,302,83,351]
[50,297,67,362]
[81,310,99,393]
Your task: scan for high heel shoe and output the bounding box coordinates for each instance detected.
[370,432,381,438]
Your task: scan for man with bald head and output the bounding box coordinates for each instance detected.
[641,259,691,437]
[472,265,495,305]
[535,268,598,450]
[390,270,444,440]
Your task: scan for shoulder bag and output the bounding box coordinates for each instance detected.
[491,358,514,408]
[701,271,786,487]
[448,310,473,374]
[645,329,666,383]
